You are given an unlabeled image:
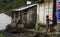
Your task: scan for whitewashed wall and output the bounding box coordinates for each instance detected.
[37,1,53,24]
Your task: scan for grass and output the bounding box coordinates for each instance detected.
[0,34,5,37]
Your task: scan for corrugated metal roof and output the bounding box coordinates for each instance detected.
[11,4,37,11]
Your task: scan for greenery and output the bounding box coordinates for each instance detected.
[0,34,5,37]
[0,0,37,13]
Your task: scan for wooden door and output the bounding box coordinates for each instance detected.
[22,13,27,25]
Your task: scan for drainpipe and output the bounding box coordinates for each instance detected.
[37,4,40,23]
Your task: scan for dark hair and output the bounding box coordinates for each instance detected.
[46,15,49,17]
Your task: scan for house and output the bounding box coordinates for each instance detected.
[4,0,54,29]
[7,4,37,28]
[4,0,49,29]
[37,0,53,25]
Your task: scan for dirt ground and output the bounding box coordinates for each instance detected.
[0,25,59,37]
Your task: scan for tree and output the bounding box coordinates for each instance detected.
[0,0,38,13]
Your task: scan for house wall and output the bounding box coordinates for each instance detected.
[27,6,37,25]
[10,11,20,27]
[37,0,53,24]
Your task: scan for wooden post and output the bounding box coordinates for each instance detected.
[10,12,15,27]
[13,12,16,27]
[14,12,15,22]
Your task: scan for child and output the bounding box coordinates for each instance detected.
[46,15,55,32]
[46,15,50,32]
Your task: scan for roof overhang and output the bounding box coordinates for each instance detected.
[11,4,37,11]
